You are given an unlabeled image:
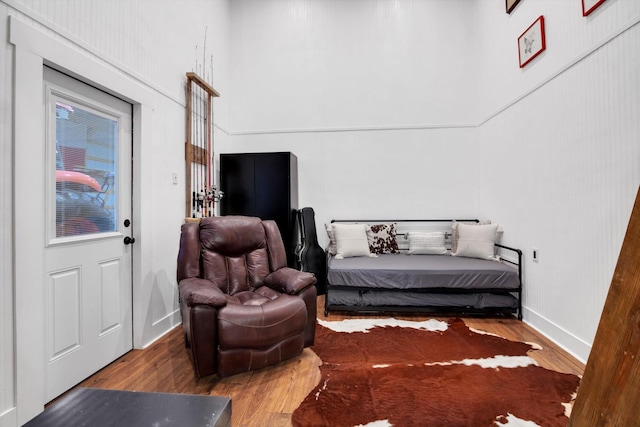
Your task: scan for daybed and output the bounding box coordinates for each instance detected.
[323,219,523,320]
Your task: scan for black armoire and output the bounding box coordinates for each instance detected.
[219,152,298,266]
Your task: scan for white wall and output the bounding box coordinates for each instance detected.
[223,0,483,231]
[0,0,229,424]
[220,0,640,364]
[2,0,640,425]
[229,0,479,131]
[475,0,640,360]
[226,127,480,230]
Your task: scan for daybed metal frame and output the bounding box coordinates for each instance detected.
[324,219,523,320]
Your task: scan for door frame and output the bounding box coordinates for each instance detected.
[10,16,154,425]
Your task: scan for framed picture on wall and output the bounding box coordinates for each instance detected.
[518,16,546,68]
[582,0,606,16]
[506,0,522,14]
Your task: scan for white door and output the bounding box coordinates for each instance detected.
[43,67,133,401]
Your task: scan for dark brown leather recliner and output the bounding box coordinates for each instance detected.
[177,215,317,378]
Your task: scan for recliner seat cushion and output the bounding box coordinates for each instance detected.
[228,291,270,306]
[217,294,307,349]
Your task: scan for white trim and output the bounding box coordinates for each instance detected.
[523,306,592,364]
[228,122,477,136]
[152,308,182,328]
[214,123,232,136]
[0,408,17,427]
[2,0,183,108]
[228,12,640,137]
[13,39,46,426]
[145,309,183,350]
[10,15,155,425]
[479,12,640,127]
[141,325,183,351]
[5,0,638,139]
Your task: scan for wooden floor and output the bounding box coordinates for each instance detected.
[63,296,584,427]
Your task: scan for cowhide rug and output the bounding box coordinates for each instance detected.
[292,318,580,427]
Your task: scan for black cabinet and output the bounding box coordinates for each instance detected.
[220,152,298,266]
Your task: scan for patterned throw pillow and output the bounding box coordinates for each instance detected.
[325,223,337,255]
[366,223,400,254]
[407,231,448,255]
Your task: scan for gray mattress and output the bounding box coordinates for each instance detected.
[327,253,520,291]
[326,288,518,309]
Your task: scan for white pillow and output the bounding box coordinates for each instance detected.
[407,231,448,255]
[451,220,492,253]
[452,223,501,260]
[332,223,373,259]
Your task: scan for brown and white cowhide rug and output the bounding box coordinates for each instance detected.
[292,318,580,427]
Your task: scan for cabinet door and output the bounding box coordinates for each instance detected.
[254,153,290,227]
[220,154,256,216]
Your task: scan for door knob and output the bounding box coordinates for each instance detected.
[124,236,136,245]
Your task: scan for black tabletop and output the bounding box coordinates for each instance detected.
[24,387,231,427]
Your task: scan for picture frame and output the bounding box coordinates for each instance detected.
[506,0,522,14]
[518,16,546,68]
[582,0,606,16]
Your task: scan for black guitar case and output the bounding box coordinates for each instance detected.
[296,207,327,295]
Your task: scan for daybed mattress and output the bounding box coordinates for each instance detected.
[326,288,518,309]
[327,253,519,291]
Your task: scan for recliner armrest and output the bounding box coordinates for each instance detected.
[265,268,317,295]
[179,278,227,308]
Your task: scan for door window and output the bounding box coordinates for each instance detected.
[48,94,120,238]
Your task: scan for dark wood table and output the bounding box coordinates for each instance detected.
[24,387,231,427]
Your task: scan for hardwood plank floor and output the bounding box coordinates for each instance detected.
[59,296,584,426]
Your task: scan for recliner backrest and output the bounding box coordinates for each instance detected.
[176,215,291,295]
[176,221,201,283]
[199,216,270,294]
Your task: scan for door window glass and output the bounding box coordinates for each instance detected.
[53,99,118,237]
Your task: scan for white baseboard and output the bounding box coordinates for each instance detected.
[142,309,182,350]
[522,306,592,365]
[0,407,17,427]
